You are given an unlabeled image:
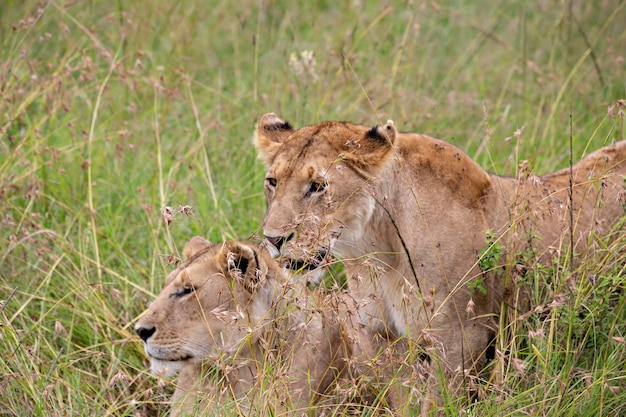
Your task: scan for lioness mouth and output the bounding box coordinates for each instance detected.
[151,354,193,362]
[285,250,328,271]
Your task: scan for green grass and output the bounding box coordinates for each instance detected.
[1,0,625,415]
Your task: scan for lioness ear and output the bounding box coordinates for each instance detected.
[343,120,397,169]
[254,113,294,166]
[183,236,212,259]
[221,242,263,292]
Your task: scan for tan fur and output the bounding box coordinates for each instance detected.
[135,237,350,415]
[254,113,626,410]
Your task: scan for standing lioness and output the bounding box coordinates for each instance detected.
[254,113,626,409]
[135,237,351,415]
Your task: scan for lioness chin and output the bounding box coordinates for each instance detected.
[134,237,351,415]
[254,112,626,411]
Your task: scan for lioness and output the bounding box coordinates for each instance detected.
[254,113,626,408]
[135,237,351,415]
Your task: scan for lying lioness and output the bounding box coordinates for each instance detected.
[135,237,351,415]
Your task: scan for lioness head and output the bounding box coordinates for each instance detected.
[135,237,286,377]
[254,113,397,273]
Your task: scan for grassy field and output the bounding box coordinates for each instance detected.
[1,0,625,415]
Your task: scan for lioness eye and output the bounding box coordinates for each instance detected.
[308,181,327,195]
[266,177,277,188]
[174,286,193,298]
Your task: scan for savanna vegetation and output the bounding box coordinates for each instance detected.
[1,0,625,415]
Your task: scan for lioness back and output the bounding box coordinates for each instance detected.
[489,140,626,262]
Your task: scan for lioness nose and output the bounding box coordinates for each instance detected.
[136,326,156,342]
[264,233,294,251]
